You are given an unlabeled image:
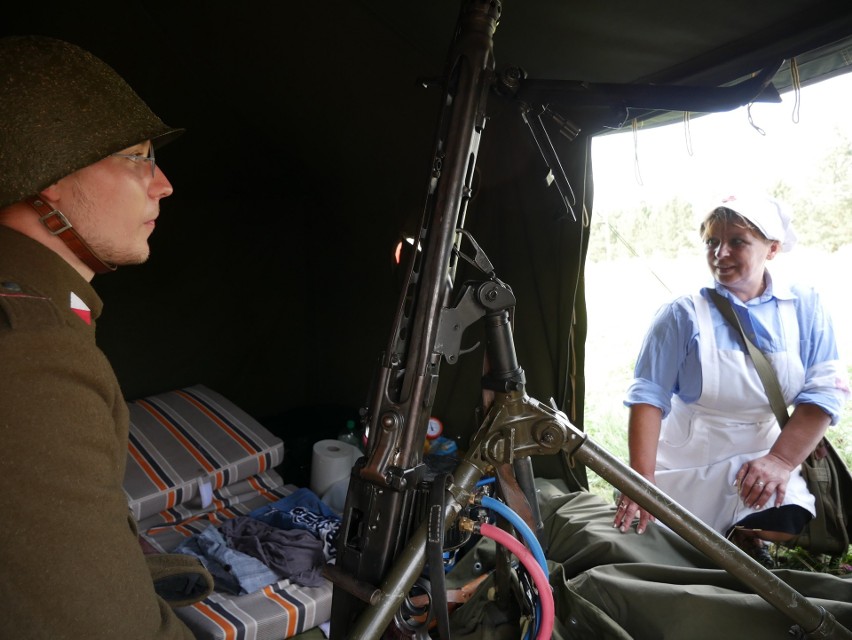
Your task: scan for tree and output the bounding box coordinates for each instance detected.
[782,131,852,251]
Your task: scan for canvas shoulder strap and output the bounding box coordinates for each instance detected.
[707,289,790,427]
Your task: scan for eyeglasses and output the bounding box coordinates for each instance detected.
[111,144,156,178]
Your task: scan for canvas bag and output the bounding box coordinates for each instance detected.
[709,290,852,556]
[786,439,852,555]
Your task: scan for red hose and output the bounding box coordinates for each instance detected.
[479,522,555,640]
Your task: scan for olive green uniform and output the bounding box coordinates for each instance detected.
[0,226,198,639]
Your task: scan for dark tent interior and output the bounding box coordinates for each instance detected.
[5,1,852,638]
[6,1,851,486]
[3,0,850,502]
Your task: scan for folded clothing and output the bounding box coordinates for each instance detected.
[171,488,339,595]
[175,524,280,596]
[250,487,341,560]
[221,517,326,588]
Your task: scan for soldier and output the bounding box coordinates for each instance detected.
[0,36,211,638]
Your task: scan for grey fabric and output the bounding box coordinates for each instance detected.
[220,516,326,587]
[174,524,279,596]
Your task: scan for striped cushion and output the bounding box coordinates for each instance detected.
[177,581,332,640]
[138,470,293,553]
[124,385,284,520]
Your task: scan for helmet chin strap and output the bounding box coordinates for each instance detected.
[26,196,116,274]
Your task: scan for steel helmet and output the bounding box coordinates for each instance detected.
[0,35,183,209]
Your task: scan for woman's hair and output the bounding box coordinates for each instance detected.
[699,207,768,243]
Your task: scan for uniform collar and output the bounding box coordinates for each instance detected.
[712,269,794,307]
[762,269,796,302]
[0,224,103,321]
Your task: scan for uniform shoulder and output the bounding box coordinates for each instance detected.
[653,292,700,318]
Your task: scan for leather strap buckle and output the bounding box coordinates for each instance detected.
[25,196,116,274]
[37,206,73,236]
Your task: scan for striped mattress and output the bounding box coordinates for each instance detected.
[125,385,285,521]
[124,385,334,640]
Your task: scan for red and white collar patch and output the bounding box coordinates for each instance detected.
[70,292,92,325]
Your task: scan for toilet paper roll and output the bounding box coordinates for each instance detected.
[310,439,361,496]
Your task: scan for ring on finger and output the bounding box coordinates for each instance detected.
[756,481,765,487]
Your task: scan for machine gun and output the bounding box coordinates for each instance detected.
[325,2,852,638]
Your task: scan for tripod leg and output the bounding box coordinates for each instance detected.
[512,457,547,553]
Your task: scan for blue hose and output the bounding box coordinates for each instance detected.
[480,495,547,573]
[480,495,548,639]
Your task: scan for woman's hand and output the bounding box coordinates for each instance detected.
[735,454,792,509]
[613,475,656,534]
[737,403,831,509]
[615,403,664,534]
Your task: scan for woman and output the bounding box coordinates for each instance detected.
[612,193,849,566]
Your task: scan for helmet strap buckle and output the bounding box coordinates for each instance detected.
[38,207,73,235]
[26,196,116,274]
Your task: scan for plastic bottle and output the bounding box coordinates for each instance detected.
[337,419,362,450]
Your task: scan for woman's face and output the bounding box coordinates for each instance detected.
[703,219,779,301]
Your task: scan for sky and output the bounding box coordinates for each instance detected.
[585,70,852,367]
[590,71,852,213]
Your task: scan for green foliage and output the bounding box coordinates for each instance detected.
[588,197,697,262]
[777,132,852,251]
[589,131,852,260]
[772,545,852,575]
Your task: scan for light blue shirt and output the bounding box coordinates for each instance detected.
[625,271,849,424]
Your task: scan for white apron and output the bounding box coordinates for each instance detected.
[655,294,816,535]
